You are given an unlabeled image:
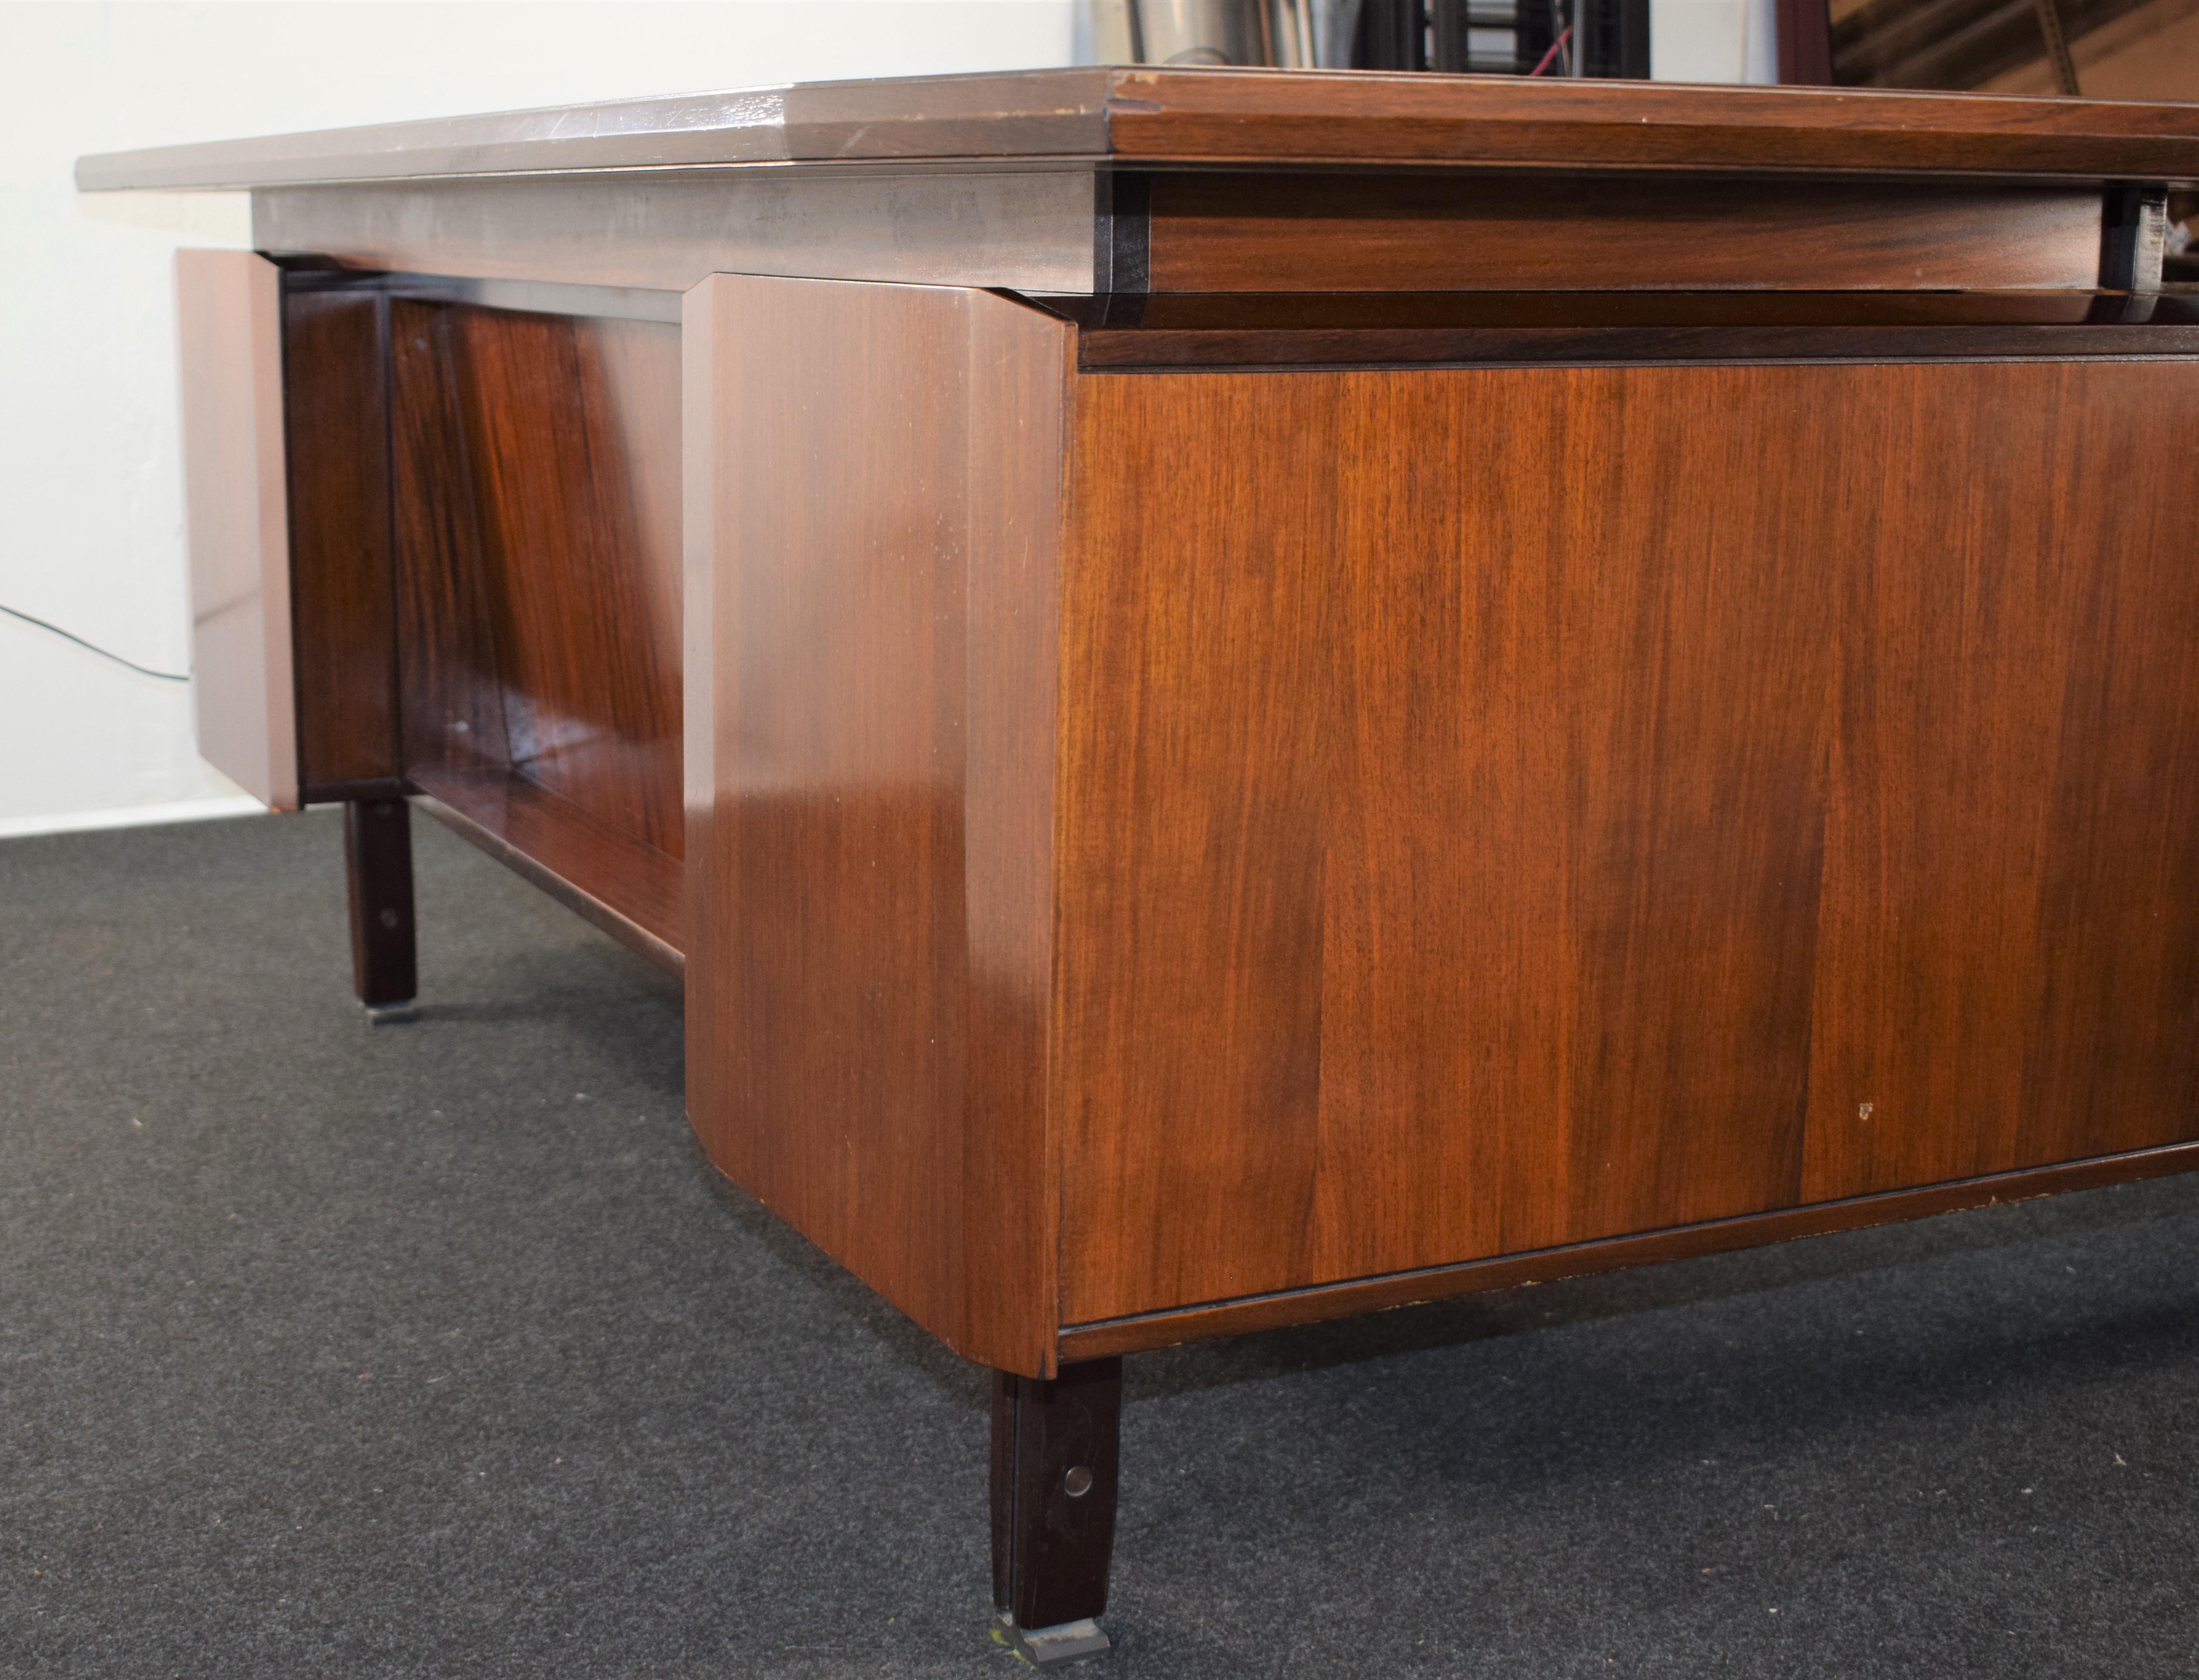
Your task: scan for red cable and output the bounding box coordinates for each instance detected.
[1529,24,1573,75]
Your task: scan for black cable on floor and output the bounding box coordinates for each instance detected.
[0,603,190,683]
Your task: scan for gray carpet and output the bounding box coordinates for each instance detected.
[3,808,2197,1678]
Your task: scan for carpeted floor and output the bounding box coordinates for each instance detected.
[3,808,2197,1678]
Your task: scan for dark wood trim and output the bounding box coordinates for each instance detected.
[1137,170,2104,294]
[1055,1140,2199,1361]
[343,797,417,1007]
[409,778,684,975]
[1079,324,2199,368]
[1049,289,2176,328]
[302,777,407,805]
[991,1360,1122,1637]
[278,270,402,797]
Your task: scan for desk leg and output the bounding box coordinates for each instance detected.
[344,798,417,1022]
[990,1357,1120,1667]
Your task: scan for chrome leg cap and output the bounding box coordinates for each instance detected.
[991,1612,1110,1668]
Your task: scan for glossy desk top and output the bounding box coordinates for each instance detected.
[76,67,2199,191]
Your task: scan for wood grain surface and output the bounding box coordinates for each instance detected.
[991,1358,1123,1630]
[1095,68,2199,177]
[1144,172,2104,293]
[1052,358,2199,1326]
[411,767,682,955]
[1055,1138,2199,1358]
[282,281,400,798]
[343,797,417,1006]
[388,299,684,876]
[83,68,2199,189]
[684,274,1074,1377]
[394,302,683,851]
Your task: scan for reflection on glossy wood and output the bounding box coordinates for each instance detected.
[175,250,296,810]
[1145,172,2104,293]
[1053,358,2199,1327]
[684,274,1073,1377]
[412,769,682,960]
[389,299,684,857]
[389,297,513,781]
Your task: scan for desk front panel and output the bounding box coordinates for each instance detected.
[1053,356,2199,1328]
[198,258,2199,1370]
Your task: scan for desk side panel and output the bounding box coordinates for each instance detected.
[283,284,401,798]
[1052,357,2199,1328]
[684,274,1071,1377]
[175,250,296,810]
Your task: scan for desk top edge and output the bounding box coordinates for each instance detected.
[75,66,2199,192]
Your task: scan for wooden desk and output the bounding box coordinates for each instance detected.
[82,69,2199,1663]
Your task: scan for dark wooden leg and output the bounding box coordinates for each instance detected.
[990,1356,1121,1667]
[343,797,417,1021]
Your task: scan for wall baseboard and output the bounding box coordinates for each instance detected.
[0,795,265,841]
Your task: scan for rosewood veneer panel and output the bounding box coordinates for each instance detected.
[412,767,683,957]
[1052,358,2199,1327]
[283,284,400,797]
[1800,361,2199,1200]
[1144,173,2104,293]
[389,297,517,784]
[684,274,1074,1377]
[1056,1138,2199,1357]
[388,298,684,916]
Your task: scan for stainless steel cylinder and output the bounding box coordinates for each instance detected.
[1135,0,1270,65]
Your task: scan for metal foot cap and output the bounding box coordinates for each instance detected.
[364,1000,419,1026]
[992,1612,1110,1668]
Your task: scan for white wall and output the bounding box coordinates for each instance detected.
[4,0,1749,837]
[1650,0,1777,82]
[1,1,1077,835]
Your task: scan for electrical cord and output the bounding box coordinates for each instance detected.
[0,603,191,683]
[1528,23,1572,75]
